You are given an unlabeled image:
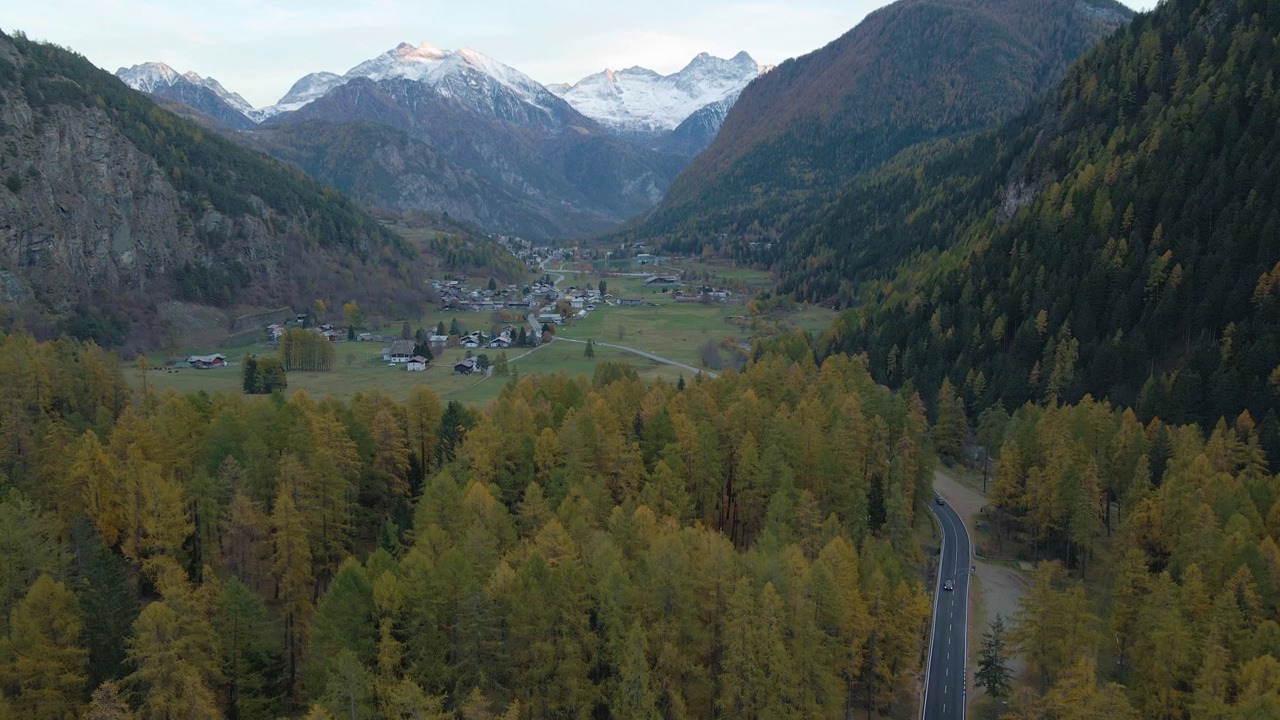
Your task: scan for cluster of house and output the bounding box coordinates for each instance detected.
[381,341,430,372]
[497,236,555,272]
[460,325,517,349]
[434,278,534,314]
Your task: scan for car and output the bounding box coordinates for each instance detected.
[943,580,954,591]
[936,497,945,505]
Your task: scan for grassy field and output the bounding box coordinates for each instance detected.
[133,327,694,408]
[131,263,836,407]
[554,301,748,367]
[137,339,493,404]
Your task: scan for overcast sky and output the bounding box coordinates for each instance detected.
[5,0,1160,108]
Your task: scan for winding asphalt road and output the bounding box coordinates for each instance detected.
[923,496,972,720]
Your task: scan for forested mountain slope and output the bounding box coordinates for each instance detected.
[811,0,1280,437]
[612,0,1130,250]
[0,31,418,348]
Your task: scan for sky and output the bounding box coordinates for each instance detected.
[4,0,1160,108]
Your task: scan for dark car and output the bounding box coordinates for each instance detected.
[943,579,954,591]
[936,497,945,505]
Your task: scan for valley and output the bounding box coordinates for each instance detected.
[2,0,1279,719]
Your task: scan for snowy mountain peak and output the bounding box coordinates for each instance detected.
[259,41,564,121]
[116,62,259,121]
[550,51,767,136]
[116,62,180,93]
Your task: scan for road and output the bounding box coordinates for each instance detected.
[923,496,972,720]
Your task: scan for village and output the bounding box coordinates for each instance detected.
[169,238,741,385]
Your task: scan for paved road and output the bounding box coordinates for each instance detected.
[923,496,972,720]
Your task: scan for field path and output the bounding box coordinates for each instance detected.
[552,337,716,378]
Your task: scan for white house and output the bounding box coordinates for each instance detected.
[406,356,428,372]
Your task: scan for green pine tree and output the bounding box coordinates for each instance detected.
[975,615,1012,700]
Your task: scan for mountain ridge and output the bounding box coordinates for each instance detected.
[804,0,1280,430]
[614,0,1133,249]
[115,42,695,239]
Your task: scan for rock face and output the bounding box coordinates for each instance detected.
[0,32,414,344]
[0,91,202,303]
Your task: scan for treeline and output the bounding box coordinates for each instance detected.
[426,235,526,285]
[278,328,336,372]
[983,397,1280,718]
[0,330,937,719]
[797,0,1280,433]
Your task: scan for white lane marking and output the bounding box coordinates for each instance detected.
[921,500,949,720]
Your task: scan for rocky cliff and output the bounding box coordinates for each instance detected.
[0,31,417,348]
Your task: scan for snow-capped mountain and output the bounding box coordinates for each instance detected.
[114,43,690,238]
[116,62,259,129]
[550,51,769,140]
[257,42,563,121]
[263,72,344,119]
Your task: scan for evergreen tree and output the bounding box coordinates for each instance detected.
[584,340,595,359]
[242,356,258,394]
[975,614,1012,701]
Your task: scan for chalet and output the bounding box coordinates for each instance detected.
[386,340,415,363]
[644,275,680,286]
[266,324,284,340]
[537,313,562,325]
[454,358,477,375]
[188,354,227,369]
[569,297,585,310]
[490,332,512,349]
[406,356,428,372]
[428,334,450,345]
[617,298,643,307]
[461,331,488,349]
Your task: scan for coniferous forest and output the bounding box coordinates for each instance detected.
[790,0,1280,437]
[0,333,942,719]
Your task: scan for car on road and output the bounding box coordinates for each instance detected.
[936,497,945,505]
[943,579,954,591]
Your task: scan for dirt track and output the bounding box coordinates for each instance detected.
[933,469,1029,706]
